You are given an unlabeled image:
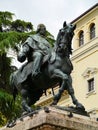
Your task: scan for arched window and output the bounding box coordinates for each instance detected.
[90,23,95,39]
[79,31,84,46]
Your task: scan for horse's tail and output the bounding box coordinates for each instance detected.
[10,73,18,101]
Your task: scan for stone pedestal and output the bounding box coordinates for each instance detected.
[1,106,98,130]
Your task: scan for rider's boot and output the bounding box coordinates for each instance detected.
[32,53,43,78]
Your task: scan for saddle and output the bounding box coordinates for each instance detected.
[42,50,56,65]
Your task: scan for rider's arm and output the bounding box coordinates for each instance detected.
[17,37,32,62]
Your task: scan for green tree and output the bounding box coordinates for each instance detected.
[0,11,34,127]
[0,11,14,32]
[0,90,22,127]
[11,19,33,32]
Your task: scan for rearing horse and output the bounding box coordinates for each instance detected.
[10,22,85,113]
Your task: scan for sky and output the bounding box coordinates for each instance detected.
[0,0,98,38]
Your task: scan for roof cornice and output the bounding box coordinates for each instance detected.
[71,3,98,24]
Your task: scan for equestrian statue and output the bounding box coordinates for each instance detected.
[10,21,85,113]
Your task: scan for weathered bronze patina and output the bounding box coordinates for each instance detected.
[10,21,85,113]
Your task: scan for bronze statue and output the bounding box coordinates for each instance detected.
[17,24,51,78]
[10,21,85,113]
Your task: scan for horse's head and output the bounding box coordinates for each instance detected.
[56,21,76,56]
[62,21,76,41]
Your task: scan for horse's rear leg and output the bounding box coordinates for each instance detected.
[21,89,33,113]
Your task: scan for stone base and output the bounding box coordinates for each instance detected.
[1,106,98,130]
[53,105,89,117]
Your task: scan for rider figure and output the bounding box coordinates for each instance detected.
[17,24,51,78]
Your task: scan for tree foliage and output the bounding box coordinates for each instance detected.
[0,11,14,32]
[0,11,34,127]
[0,53,11,91]
[0,90,22,127]
[11,19,33,32]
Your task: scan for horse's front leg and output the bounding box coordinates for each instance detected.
[51,69,69,105]
[67,76,85,110]
[21,88,33,113]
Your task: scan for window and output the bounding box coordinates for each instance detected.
[88,78,94,92]
[90,23,95,39]
[79,31,84,46]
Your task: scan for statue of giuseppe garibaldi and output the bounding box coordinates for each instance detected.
[17,24,52,83]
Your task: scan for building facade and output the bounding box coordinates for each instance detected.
[36,3,98,119]
[71,3,98,119]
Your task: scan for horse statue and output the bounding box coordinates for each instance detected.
[10,22,85,113]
